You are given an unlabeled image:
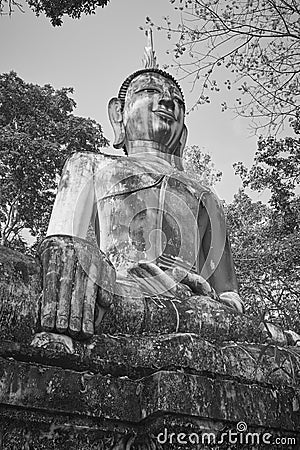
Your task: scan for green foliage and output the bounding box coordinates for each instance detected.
[149,0,300,133]
[0,71,108,249]
[0,0,110,25]
[183,145,222,187]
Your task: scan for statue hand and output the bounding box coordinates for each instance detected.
[38,235,116,339]
[128,261,192,298]
[173,267,245,313]
[218,291,245,314]
[129,261,216,299]
[129,261,213,299]
[172,267,211,296]
[129,262,244,314]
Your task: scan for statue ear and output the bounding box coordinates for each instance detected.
[172,125,188,170]
[108,98,125,149]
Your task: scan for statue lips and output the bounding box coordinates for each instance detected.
[153,109,176,121]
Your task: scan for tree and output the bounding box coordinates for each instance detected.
[0,0,24,15]
[234,131,300,233]
[148,0,300,134]
[0,71,108,249]
[183,144,222,187]
[0,0,110,26]
[226,117,299,333]
[226,189,300,333]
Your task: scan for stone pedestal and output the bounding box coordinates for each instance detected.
[0,247,299,449]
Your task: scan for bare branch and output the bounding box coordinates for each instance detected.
[152,0,300,133]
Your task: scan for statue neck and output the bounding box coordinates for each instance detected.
[126,140,173,163]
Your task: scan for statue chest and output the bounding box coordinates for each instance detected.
[94,160,206,276]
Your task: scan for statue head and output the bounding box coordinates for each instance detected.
[108,31,187,160]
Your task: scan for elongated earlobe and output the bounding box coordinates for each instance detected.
[108,98,125,149]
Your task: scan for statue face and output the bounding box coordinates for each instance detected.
[123,73,185,152]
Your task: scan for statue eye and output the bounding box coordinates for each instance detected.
[136,88,160,94]
[174,96,184,107]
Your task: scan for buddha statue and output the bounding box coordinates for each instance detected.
[37,31,244,341]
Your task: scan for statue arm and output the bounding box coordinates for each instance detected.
[47,152,96,238]
[200,192,244,312]
[38,152,116,339]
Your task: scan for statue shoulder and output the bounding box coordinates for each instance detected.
[172,169,212,200]
[172,169,224,212]
[200,188,225,215]
[63,149,122,169]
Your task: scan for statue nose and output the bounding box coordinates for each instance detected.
[158,92,175,110]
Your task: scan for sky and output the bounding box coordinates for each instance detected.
[0,0,262,202]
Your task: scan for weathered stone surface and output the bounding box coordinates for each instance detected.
[0,353,299,450]
[2,333,300,387]
[0,356,299,431]
[0,331,300,448]
[0,407,298,449]
[0,246,40,343]
[143,371,300,429]
[97,293,265,343]
[0,406,136,450]
[0,356,141,421]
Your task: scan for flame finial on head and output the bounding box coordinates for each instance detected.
[118,29,184,111]
[143,29,159,69]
